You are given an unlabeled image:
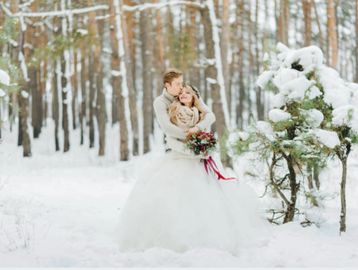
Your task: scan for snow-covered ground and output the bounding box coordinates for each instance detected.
[1,123,358,267]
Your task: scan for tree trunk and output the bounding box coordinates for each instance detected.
[339,156,347,233]
[72,50,78,130]
[61,57,70,152]
[91,7,106,156]
[124,0,137,96]
[16,60,31,155]
[118,83,130,161]
[53,60,60,151]
[88,53,96,149]
[254,0,264,120]
[110,0,130,161]
[327,0,338,68]
[53,14,62,151]
[109,1,119,126]
[307,164,319,207]
[140,7,153,154]
[236,0,245,128]
[79,46,87,145]
[277,0,289,45]
[283,154,299,223]
[122,8,139,156]
[200,2,227,135]
[96,69,106,156]
[16,7,31,156]
[187,6,201,92]
[111,95,119,126]
[302,0,312,46]
[312,0,324,52]
[282,126,299,223]
[109,15,129,160]
[41,62,48,128]
[221,0,230,108]
[30,67,42,138]
[247,0,254,123]
[18,91,32,157]
[36,18,46,131]
[201,0,231,167]
[9,91,17,133]
[313,164,320,190]
[308,164,321,198]
[60,1,70,152]
[87,1,99,150]
[152,2,167,156]
[17,109,22,146]
[23,0,42,140]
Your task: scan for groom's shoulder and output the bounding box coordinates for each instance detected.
[153,94,166,107]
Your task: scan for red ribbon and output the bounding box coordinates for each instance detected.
[203,156,236,181]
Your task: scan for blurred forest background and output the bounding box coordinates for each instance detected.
[0,0,357,160]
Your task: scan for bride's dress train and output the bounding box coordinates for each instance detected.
[116,151,265,255]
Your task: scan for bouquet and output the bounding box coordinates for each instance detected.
[185,130,217,156]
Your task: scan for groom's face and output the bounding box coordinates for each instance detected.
[166,76,183,97]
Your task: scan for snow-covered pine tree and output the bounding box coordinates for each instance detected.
[229,43,358,232]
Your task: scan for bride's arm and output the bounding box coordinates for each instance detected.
[153,98,187,140]
[166,136,204,159]
[166,137,190,154]
[195,98,216,131]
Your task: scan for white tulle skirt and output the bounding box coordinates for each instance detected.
[116,150,264,255]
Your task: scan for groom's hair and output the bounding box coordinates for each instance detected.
[163,68,183,85]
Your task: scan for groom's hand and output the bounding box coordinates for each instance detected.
[185,126,200,136]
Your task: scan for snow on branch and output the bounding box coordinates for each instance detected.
[0,3,109,18]
[122,1,205,12]
[19,0,35,9]
[0,1,205,21]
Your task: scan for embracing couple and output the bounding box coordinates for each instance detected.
[153,68,215,158]
[116,68,264,255]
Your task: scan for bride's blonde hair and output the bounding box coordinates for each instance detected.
[169,83,206,126]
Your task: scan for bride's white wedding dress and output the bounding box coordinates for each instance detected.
[116,149,265,255]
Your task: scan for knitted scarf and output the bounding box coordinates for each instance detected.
[169,101,200,130]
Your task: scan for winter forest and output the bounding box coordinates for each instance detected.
[1,0,358,267]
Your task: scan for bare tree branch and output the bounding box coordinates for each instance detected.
[122,1,205,12]
[0,3,109,18]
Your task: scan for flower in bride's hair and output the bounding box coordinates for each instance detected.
[184,130,217,156]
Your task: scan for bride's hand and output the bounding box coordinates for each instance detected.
[185,126,200,136]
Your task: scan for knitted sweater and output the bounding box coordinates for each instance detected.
[153,88,216,158]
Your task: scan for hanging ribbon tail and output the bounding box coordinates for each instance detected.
[203,156,237,181]
[204,158,209,174]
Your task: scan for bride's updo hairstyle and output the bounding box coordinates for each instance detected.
[169,83,206,125]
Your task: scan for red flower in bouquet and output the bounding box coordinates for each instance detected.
[185,130,217,156]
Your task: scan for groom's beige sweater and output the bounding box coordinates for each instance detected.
[153,88,216,157]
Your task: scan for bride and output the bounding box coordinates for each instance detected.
[116,81,264,255]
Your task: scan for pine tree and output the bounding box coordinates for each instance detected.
[230,43,358,232]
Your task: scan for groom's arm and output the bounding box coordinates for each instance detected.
[195,97,216,131]
[153,98,187,140]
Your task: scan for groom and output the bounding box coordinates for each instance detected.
[153,68,216,152]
